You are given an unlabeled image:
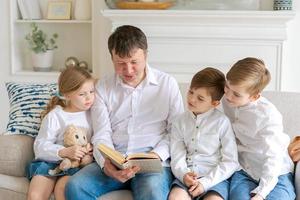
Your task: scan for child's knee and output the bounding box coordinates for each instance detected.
[27,190,48,200]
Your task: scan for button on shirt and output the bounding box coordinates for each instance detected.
[222,97,294,198]
[91,66,184,168]
[170,109,239,191]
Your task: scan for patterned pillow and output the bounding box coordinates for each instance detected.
[5,82,57,137]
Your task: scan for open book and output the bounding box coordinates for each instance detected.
[98,144,163,173]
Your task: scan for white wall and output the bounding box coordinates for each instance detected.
[0,1,300,132]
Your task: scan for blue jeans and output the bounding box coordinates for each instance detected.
[65,162,173,200]
[230,170,295,200]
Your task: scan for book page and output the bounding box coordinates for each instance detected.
[127,159,163,173]
[98,144,126,165]
[126,152,159,160]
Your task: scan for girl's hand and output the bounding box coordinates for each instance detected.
[58,145,88,161]
[183,172,198,187]
[86,143,93,155]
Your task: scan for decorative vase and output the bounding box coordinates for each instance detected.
[74,0,91,20]
[273,0,292,10]
[31,50,54,72]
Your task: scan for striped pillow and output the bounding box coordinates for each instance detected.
[5,82,57,137]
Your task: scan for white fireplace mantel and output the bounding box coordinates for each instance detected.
[102,10,295,90]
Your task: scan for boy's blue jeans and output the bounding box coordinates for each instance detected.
[65,162,173,200]
[230,170,295,200]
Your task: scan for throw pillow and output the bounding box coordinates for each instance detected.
[5,82,57,137]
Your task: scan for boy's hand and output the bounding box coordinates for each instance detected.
[183,172,198,187]
[103,158,140,183]
[59,145,87,161]
[251,194,264,200]
[188,181,204,198]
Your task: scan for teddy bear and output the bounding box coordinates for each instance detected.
[48,124,93,175]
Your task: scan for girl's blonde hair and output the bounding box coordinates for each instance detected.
[41,66,93,118]
[226,57,271,95]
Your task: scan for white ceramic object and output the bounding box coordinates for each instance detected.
[31,50,54,72]
[74,0,91,20]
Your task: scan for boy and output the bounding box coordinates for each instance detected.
[169,67,239,200]
[223,57,295,200]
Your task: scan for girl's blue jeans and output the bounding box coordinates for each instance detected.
[65,162,173,200]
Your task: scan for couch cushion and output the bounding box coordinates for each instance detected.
[263,91,300,140]
[100,190,133,200]
[0,174,29,196]
[0,134,34,177]
[5,82,57,137]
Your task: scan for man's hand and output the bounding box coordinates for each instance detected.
[183,172,198,187]
[103,158,140,183]
[251,194,264,200]
[188,181,204,198]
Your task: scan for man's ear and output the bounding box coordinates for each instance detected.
[250,93,261,102]
[211,100,220,107]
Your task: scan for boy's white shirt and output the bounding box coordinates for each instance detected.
[34,105,93,161]
[91,65,184,169]
[222,96,294,198]
[170,108,239,191]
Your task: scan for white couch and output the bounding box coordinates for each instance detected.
[1,90,300,200]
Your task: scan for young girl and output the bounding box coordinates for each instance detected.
[27,66,95,200]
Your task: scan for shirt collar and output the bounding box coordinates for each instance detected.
[237,97,260,111]
[188,108,215,123]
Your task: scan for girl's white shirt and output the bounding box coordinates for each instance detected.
[222,96,294,198]
[34,105,92,162]
[170,108,239,192]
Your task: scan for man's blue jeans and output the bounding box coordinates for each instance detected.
[230,170,295,200]
[65,162,173,200]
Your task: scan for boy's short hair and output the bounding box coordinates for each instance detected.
[108,25,148,58]
[226,57,271,95]
[190,67,225,101]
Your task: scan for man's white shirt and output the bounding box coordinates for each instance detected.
[91,66,184,168]
[170,109,239,191]
[222,96,294,198]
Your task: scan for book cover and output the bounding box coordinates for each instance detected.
[98,144,163,173]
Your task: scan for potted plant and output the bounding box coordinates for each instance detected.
[25,23,58,71]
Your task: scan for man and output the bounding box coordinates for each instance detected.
[65,25,184,200]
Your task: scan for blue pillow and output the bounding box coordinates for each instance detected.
[5,82,57,137]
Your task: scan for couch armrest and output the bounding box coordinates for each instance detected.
[0,134,34,177]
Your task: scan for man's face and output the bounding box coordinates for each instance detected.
[112,48,147,88]
[187,87,218,115]
[224,81,258,107]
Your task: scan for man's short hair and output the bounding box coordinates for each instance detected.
[108,25,148,58]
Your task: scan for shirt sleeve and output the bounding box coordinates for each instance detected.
[152,77,184,161]
[34,113,65,161]
[91,81,115,169]
[170,120,190,183]
[199,117,240,191]
[251,113,290,198]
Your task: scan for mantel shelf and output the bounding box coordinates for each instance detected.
[102,10,295,25]
[102,9,296,40]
